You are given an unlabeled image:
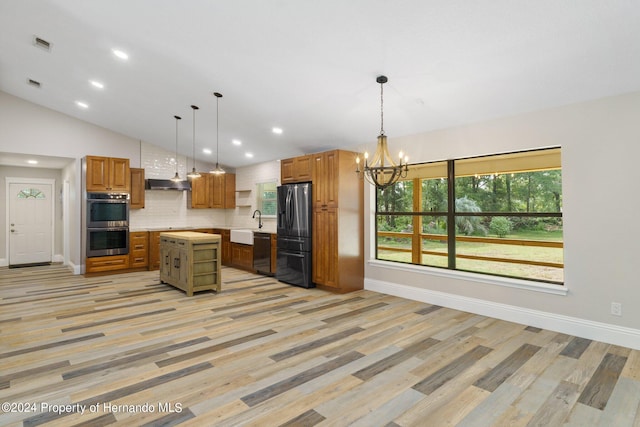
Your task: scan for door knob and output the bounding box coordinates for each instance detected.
[11,229,15,233]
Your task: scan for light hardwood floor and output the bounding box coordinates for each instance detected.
[1,264,640,426]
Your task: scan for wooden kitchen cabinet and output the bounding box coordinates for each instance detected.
[231,242,254,271]
[129,231,149,268]
[281,155,312,183]
[160,232,221,296]
[210,173,236,208]
[188,173,210,209]
[86,254,129,273]
[85,155,131,193]
[215,229,231,265]
[311,149,363,293]
[130,168,145,209]
[312,150,339,208]
[148,231,163,270]
[188,173,236,209]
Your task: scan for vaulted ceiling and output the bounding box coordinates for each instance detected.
[1,1,639,168]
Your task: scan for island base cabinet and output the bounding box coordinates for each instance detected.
[159,232,221,296]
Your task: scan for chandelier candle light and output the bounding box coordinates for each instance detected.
[170,115,182,182]
[356,75,409,190]
[210,92,225,175]
[187,105,201,179]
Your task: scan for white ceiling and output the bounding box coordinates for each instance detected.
[1,0,639,169]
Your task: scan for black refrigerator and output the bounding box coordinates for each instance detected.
[276,182,313,288]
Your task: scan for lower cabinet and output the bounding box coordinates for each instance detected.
[149,231,163,270]
[129,231,149,268]
[86,254,129,273]
[159,232,221,296]
[231,242,254,270]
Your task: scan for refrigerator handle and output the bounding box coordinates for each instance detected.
[286,187,294,230]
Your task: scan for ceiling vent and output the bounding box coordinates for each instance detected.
[27,78,41,88]
[32,36,52,52]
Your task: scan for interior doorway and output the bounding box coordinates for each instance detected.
[6,178,55,266]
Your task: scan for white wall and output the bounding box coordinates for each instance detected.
[366,91,640,349]
[228,160,280,233]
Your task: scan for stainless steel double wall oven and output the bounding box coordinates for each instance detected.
[86,192,130,257]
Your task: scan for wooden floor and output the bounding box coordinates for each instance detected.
[1,265,640,426]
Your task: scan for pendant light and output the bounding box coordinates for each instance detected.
[170,115,182,182]
[356,75,409,190]
[210,92,225,175]
[187,105,201,179]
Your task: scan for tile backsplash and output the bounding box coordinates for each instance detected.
[132,141,280,232]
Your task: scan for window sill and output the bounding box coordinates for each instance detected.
[367,259,568,296]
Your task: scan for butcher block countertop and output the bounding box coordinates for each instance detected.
[159,231,221,241]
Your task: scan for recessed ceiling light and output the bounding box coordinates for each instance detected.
[112,49,129,60]
[75,101,89,109]
[90,80,104,89]
[245,152,254,158]
[272,127,283,134]
[202,148,212,155]
[27,160,38,165]
[232,139,242,146]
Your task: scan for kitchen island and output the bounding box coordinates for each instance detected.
[159,231,221,296]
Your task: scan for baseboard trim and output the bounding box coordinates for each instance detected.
[365,278,640,350]
[0,258,6,267]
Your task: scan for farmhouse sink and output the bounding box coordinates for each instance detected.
[230,229,254,245]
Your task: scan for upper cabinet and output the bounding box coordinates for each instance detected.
[130,168,145,209]
[281,155,312,183]
[312,150,339,209]
[188,173,210,209]
[188,173,236,209]
[210,173,235,209]
[85,156,131,193]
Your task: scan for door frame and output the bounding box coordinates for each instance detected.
[5,177,56,266]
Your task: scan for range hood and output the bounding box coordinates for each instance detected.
[145,179,191,191]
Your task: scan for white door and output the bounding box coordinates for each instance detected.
[8,182,53,265]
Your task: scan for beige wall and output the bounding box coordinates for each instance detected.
[365,91,640,348]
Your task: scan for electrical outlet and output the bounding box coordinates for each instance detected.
[611,302,622,316]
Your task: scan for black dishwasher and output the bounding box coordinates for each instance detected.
[253,232,272,275]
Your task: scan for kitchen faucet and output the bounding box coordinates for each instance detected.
[252,209,263,229]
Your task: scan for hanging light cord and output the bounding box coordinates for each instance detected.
[175,115,180,173]
[380,80,384,136]
[216,96,219,165]
[192,107,196,165]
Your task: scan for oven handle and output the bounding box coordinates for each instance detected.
[278,250,306,258]
[87,227,130,231]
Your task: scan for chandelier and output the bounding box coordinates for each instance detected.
[356,75,408,190]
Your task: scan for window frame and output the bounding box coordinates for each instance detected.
[374,147,563,285]
[256,181,277,217]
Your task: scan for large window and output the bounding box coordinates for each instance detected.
[375,148,563,284]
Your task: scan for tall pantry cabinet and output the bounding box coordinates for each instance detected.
[311,149,363,292]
